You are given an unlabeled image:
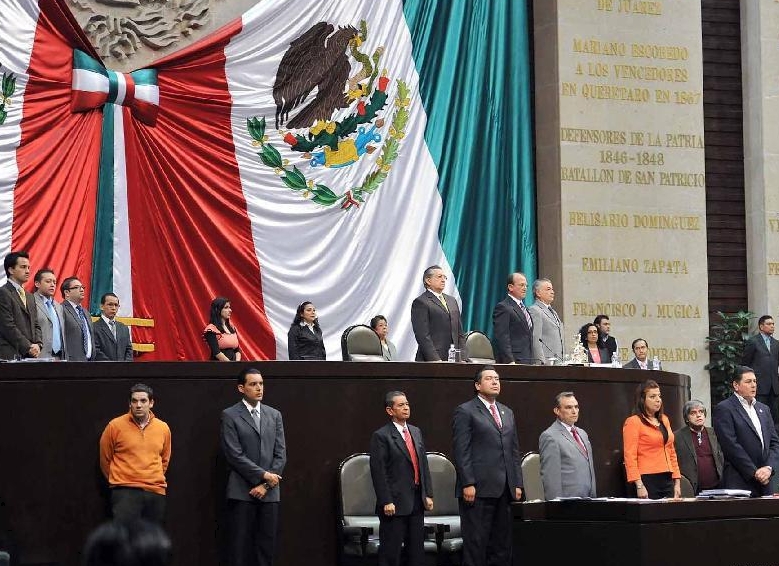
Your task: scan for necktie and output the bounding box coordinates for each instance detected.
[76,305,90,355]
[765,335,771,351]
[250,408,261,432]
[490,404,502,429]
[571,427,588,458]
[402,427,420,484]
[519,302,532,327]
[438,295,449,312]
[46,299,62,354]
[549,307,560,324]
[109,319,116,339]
[17,287,26,308]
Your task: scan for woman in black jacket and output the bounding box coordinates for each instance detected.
[287,301,326,360]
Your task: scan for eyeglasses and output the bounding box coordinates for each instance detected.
[67,285,84,291]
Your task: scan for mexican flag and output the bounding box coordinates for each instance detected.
[0,0,467,360]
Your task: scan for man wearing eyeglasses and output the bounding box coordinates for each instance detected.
[60,276,96,361]
[673,400,723,495]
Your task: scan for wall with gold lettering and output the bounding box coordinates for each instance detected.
[535,0,710,408]
[743,1,779,323]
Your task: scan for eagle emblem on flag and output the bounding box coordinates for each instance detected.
[247,20,410,210]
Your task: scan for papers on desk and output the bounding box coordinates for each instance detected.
[697,489,751,499]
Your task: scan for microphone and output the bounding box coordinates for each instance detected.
[538,338,562,365]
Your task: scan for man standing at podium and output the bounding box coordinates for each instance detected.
[410,265,464,361]
[539,392,597,499]
[0,251,42,360]
[221,368,286,566]
[453,366,523,566]
[713,366,779,497]
[369,391,434,566]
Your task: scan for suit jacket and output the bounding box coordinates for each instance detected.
[33,292,66,359]
[381,340,398,361]
[623,357,651,370]
[452,396,523,499]
[0,282,42,359]
[60,301,97,361]
[492,296,534,364]
[742,334,779,395]
[369,422,433,515]
[221,401,287,502]
[599,334,617,359]
[713,394,779,496]
[94,317,133,361]
[410,290,464,361]
[539,420,597,499]
[287,323,326,360]
[528,301,564,364]
[673,425,724,494]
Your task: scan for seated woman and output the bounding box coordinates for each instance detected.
[288,301,326,360]
[579,322,609,364]
[370,315,398,361]
[203,297,241,361]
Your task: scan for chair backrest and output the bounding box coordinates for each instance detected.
[521,451,544,501]
[338,453,376,520]
[425,452,459,515]
[464,330,495,364]
[341,325,385,361]
[680,474,695,498]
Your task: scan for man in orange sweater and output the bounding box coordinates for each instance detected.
[99,383,172,524]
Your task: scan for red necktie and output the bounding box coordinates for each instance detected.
[571,427,588,458]
[402,427,420,484]
[490,404,502,429]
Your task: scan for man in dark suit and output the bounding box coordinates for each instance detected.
[673,399,723,494]
[594,314,618,360]
[410,265,464,361]
[94,293,133,361]
[491,272,535,364]
[713,366,779,497]
[59,276,96,361]
[369,391,434,566]
[221,368,286,566]
[623,338,652,369]
[742,315,779,426]
[33,268,66,360]
[0,251,42,360]
[452,366,523,566]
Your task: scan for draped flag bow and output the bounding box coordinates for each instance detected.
[70,49,159,126]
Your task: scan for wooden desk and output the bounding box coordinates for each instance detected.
[513,498,779,566]
[0,362,688,566]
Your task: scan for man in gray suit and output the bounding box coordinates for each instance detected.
[453,366,523,566]
[742,315,779,426]
[410,265,465,361]
[221,368,286,566]
[539,392,597,499]
[59,276,96,361]
[94,293,133,361]
[528,278,564,364]
[673,399,723,494]
[0,251,42,360]
[33,268,66,360]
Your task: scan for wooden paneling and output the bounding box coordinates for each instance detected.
[702,0,747,332]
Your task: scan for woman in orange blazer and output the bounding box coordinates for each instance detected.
[623,378,682,499]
